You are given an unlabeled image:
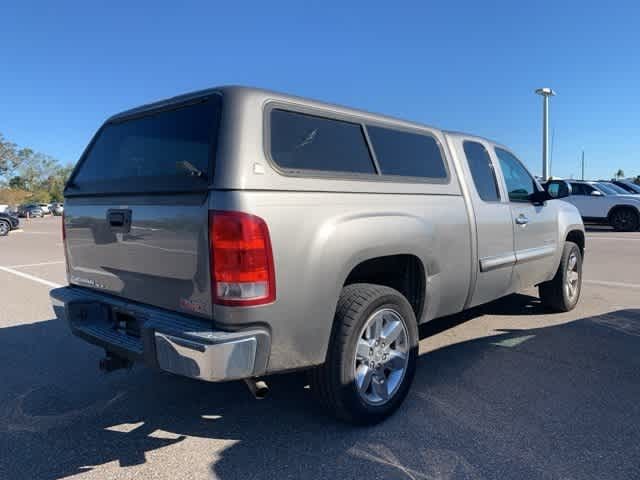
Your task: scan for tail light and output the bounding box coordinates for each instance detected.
[61,211,66,241]
[209,210,276,306]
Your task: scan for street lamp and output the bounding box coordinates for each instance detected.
[535,87,556,180]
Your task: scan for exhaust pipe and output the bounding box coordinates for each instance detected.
[244,378,269,399]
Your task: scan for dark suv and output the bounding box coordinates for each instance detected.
[0,212,20,236]
[18,205,45,218]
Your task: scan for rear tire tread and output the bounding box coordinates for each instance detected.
[310,283,417,424]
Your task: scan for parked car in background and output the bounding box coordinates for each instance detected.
[0,211,20,236]
[566,180,640,231]
[18,205,45,218]
[51,86,585,424]
[51,202,64,216]
[595,181,632,195]
[611,179,640,194]
[38,203,52,215]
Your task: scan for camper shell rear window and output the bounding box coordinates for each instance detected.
[66,95,221,195]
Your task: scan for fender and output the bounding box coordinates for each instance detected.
[548,200,586,282]
[297,211,441,363]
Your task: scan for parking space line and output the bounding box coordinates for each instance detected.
[587,236,640,241]
[0,266,62,289]
[585,279,640,289]
[7,260,65,269]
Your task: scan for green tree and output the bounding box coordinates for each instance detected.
[615,169,625,179]
[0,131,73,206]
[0,133,19,176]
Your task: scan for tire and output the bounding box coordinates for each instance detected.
[0,220,9,236]
[609,207,639,232]
[310,283,418,425]
[539,241,582,312]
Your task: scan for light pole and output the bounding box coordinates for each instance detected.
[535,87,556,180]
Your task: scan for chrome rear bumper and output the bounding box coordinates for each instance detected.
[50,286,270,382]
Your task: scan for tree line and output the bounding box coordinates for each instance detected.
[0,132,73,206]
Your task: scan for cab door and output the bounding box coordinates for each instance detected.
[493,147,558,289]
[450,137,516,307]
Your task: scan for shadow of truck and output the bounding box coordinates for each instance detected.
[0,296,638,479]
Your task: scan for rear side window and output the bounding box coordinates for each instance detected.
[269,109,375,174]
[463,141,500,202]
[366,126,448,179]
[69,97,221,194]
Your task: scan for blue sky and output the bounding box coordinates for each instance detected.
[1,1,639,180]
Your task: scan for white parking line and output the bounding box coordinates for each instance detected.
[0,266,62,289]
[7,260,65,269]
[17,231,60,235]
[587,236,640,241]
[585,279,640,289]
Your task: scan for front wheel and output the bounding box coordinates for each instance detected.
[310,283,418,425]
[609,208,639,232]
[539,241,582,312]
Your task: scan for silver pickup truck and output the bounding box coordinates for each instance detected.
[51,86,584,424]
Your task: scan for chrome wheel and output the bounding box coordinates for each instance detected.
[565,252,580,301]
[354,308,409,406]
[0,221,8,236]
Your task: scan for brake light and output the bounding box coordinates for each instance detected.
[62,211,66,240]
[209,210,276,306]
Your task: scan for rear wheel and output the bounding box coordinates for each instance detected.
[0,220,9,236]
[539,241,582,312]
[609,207,639,231]
[310,283,418,425]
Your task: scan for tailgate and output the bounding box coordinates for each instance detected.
[63,95,221,318]
[65,195,211,316]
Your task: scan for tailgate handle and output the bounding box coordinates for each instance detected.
[107,209,132,232]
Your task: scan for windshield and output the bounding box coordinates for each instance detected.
[619,182,640,193]
[596,182,626,195]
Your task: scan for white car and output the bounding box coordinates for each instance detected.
[566,180,640,231]
[38,203,51,215]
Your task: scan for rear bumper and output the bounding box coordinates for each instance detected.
[50,286,270,382]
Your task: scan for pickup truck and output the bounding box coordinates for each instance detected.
[565,180,640,231]
[51,86,585,424]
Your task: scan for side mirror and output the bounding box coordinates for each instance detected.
[543,180,571,199]
[590,190,603,196]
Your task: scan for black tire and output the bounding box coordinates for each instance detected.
[609,207,639,232]
[539,241,582,312]
[310,283,418,425]
[0,220,9,236]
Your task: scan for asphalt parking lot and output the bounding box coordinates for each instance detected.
[0,216,639,479]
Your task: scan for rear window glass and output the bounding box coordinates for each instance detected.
[367,126,448,179]
[69,97,221,193]
[269,109,376,174]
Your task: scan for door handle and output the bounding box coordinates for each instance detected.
[515,214,529,225]
[106,209,132,233]
[108,212,124,227]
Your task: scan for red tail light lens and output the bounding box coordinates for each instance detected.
[209,210,276,306]
[61,211,66,240]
